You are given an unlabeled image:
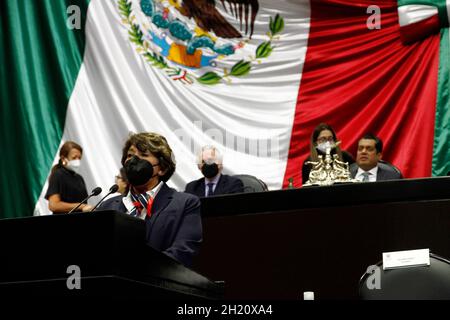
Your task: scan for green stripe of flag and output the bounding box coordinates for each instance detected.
[0,0,90,218]
[432,28,450,176]
[397,0,449,28]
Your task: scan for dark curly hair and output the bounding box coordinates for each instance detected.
[121,132,176,182]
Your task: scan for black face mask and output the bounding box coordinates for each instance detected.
[125,156,158,186]
[202,163,219,179]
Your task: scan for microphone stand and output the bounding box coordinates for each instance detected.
[68,187,102,214]
[91,185,119,212]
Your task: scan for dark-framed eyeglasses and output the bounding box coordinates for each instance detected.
[317,136,334,144]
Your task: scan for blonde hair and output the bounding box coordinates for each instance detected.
[197,145,223,166]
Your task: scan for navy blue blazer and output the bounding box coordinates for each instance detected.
[98,183,202,267]
[184,174,244,198]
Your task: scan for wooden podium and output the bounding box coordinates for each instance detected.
[0,210,223,300]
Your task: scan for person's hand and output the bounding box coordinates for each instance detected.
[81,204,94,212]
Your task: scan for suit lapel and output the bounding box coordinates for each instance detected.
[213,174,224,195]
[147,183,173,228]
[375,165,384,181]
[118,198,128,212]
[196,179,206,197]
[350,165,358,178]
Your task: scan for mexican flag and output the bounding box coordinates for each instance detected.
[1,0,448,218]
[284,0,449,186]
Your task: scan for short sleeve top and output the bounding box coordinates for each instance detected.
[45,166,88,205]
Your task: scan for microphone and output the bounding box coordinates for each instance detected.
[68,187,102,214]
[91,184,119,212]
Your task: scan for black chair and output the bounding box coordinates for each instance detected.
[378,159,402,177]
[233,174,268,193]
[359,253,450,300]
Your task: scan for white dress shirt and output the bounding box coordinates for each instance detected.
[122,181,164,220]
[204,174,221,197]
[355,166,378,182]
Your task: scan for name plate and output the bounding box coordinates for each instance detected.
[382,249,430,270]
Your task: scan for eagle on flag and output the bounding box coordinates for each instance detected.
[171,0,260,38]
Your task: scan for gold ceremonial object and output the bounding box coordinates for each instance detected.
[304,146,357,186]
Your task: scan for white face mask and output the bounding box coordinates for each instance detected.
[66,159,81,173]
[317,141,335,153]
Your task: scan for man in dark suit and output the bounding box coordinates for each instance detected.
[184,145,244,197]
[98,132,202,267]
[350,134,403,182]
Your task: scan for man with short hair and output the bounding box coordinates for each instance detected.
[350,134,403,182]
[184,145,244,197]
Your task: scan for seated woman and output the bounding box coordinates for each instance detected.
[302,123,355,184]
[98,132,202,267]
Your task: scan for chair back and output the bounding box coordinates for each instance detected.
[378,159,402,176]
[359,253,450,300]
[233,174,268,193]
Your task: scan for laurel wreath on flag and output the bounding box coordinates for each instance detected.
[118,0,284,85]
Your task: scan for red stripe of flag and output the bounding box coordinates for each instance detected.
[283,0,440,187]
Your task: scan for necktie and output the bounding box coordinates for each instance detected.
[362,172,371,182]
[206,183,214,197]
[131,193,153,218]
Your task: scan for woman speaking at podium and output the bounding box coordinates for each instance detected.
[45,141,94,214]
[98,132,202,267]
